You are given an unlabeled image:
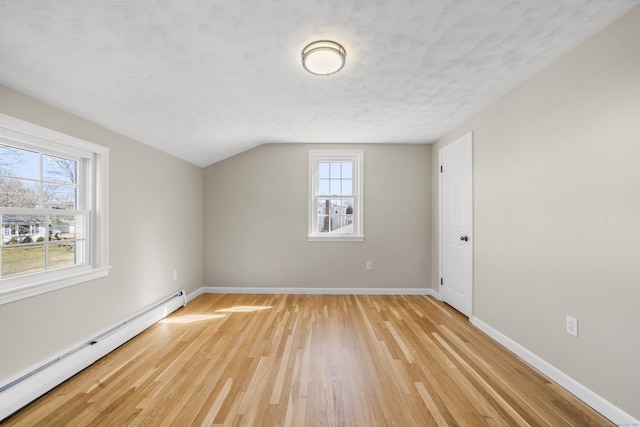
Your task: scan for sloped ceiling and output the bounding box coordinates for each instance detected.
[0,1,635,167]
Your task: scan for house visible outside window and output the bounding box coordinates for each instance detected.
[308,150,363,241]
[0,114,109,304]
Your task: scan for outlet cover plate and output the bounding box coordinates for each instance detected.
[566,316,578,337]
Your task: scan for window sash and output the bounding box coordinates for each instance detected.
[0,209,90,280]
[0,151,85,210]
[308,150,364,241]
[314,196,357,233]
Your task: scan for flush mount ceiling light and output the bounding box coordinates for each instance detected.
[301,40,346,76]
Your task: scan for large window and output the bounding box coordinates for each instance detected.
[0,114,109,304]
[308,150,363,241]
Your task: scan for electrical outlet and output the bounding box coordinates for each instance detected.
[366,261,372,270]
[172,270,178,281]
[566,316,578,337]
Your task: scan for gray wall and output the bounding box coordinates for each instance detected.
[0,85,204,383]
[203,143,431,290]
[431,6,640,418]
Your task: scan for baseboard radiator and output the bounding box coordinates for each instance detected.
[0,289,187,421]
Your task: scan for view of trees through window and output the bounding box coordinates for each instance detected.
[1,144,85,279]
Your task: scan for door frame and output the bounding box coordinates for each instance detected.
[438,131,474,317]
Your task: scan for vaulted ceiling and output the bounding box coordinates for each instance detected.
[0,1,635,167]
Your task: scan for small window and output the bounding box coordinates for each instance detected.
[0,114,109,305]
[308,150,363,241]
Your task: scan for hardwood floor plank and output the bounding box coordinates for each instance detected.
[201,377,234,426]
[1,294,614,427]
[414,381,449,427]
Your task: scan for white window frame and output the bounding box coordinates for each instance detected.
[308,150,364,242]
[0,114,109,305]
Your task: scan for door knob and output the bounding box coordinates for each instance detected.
[460,235,469,241]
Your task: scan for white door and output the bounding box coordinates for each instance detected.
[439,132,473,317]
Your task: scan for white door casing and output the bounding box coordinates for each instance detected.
[439,132,473,317]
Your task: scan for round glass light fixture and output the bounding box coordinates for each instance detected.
[301,40,346,76]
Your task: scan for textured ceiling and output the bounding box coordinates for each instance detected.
[0,1,636,167]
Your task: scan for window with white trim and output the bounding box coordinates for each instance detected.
[308,150,364,241]
[0,114,109,305]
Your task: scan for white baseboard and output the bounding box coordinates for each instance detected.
[0,290,186,421]
[471,316,639,426]
[186,286,204,302]
[201,286,436,296]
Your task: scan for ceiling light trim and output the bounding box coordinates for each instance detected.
[301,40,346,76]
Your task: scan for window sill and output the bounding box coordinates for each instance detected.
[0,266,111,305]
[307,235,365,242]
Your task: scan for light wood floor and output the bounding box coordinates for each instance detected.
[2,294,613,426]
